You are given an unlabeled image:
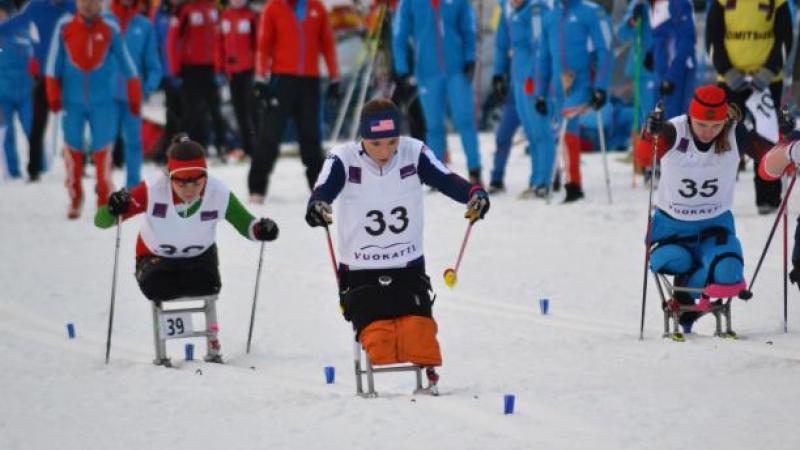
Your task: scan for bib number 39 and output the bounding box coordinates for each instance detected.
[365,206,409,236]
[678,178,718,198]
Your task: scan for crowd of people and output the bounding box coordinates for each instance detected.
[0,0,796,210]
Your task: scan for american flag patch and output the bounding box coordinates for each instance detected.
[370,119,395,132]
[348,166,362,183]
[152,203,167,218]
[676,138,690,153]
[201,211,218,221]
[400,164,417,179]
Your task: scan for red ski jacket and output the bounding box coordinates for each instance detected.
[166,0,219,76]
[216,6,258,76]
[255,0,338,79]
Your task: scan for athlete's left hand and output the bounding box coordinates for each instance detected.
[465,189,490,223]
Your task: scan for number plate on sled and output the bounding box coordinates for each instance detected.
[159,312,194,339]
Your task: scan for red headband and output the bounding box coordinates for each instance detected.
[167,158,207,177]
[689,85,728,122]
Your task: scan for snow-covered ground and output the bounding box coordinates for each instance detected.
[2,134,800,450]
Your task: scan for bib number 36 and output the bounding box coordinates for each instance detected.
[365,206,409,236]
[678,178,718,198]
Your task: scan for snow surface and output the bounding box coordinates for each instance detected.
[2,133,800,450]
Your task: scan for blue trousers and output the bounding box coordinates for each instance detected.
[113,101,143,187]
[650,210,744,296]
[63,102,117,153]
[490,94,520,185]
[0,95,32,178]
[418,73,481,170]
[513,83,555,188]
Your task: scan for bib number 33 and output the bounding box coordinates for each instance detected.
[679,178,718,198]
[364,206,409,236]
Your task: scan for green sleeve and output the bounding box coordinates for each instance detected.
[94,206,116,229]
[225,192,256,239]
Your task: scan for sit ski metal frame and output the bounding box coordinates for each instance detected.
[352,339,438,398]
[151,295,222,366]
[653,274,735,340]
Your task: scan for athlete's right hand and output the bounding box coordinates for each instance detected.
[107,189,131,217]
[305,201,333,227]
[535,96,547,115]
[491,74,508,101]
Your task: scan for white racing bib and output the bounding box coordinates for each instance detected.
[655,115,740,221]
[332,137,426,269]
[140,174,230,258]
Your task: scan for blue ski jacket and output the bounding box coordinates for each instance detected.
[0,28,34,101]
[535,0,612,98]
[651,0,695,87]
[0,0,75,67]
[493,0,550,84]
[392,0,477,79]
[105,12,162,102]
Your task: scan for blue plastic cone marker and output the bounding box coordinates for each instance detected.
[185,343,194,361]
[66,323,75,339]
[539,298,550,315]
[324,366,335,384]
[504,394,515,415]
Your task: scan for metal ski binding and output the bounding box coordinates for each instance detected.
[151,295,222,366]
[352,339,439,398]
[653,274,740,341]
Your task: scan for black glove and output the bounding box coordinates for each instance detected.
[645,105,666,136]
[254,78,279,108]
[492,74,508,101]
[325,80,341,107]
[659,81,674,96]
[394,74,416,104]
[535,96,548,115]
[779,105,796,136]
[790,266,800,290]
[465,189,490,223]
[590,89,607,110]
[643,51,654,72]
[253,218,279,241]
[107,189,131,217]
[305,201,332,227]
[464,61,476,82]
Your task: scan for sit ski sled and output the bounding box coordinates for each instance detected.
[653,274,747,342]
[151,295,223,367]
[352,336,439,398]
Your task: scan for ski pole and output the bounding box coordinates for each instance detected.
[324,224,340,287]
[105,217,122,364]
[783,205,789,333]
[348,4,387,141]
[443,220,475,289]
[246,241,266,354]
[740,172,797,299]
[639,102,664,340]
[547,118,568,204]
[595,109,612,204]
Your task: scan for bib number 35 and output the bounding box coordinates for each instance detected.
[678,178,718,198]
[365,206,409,236]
